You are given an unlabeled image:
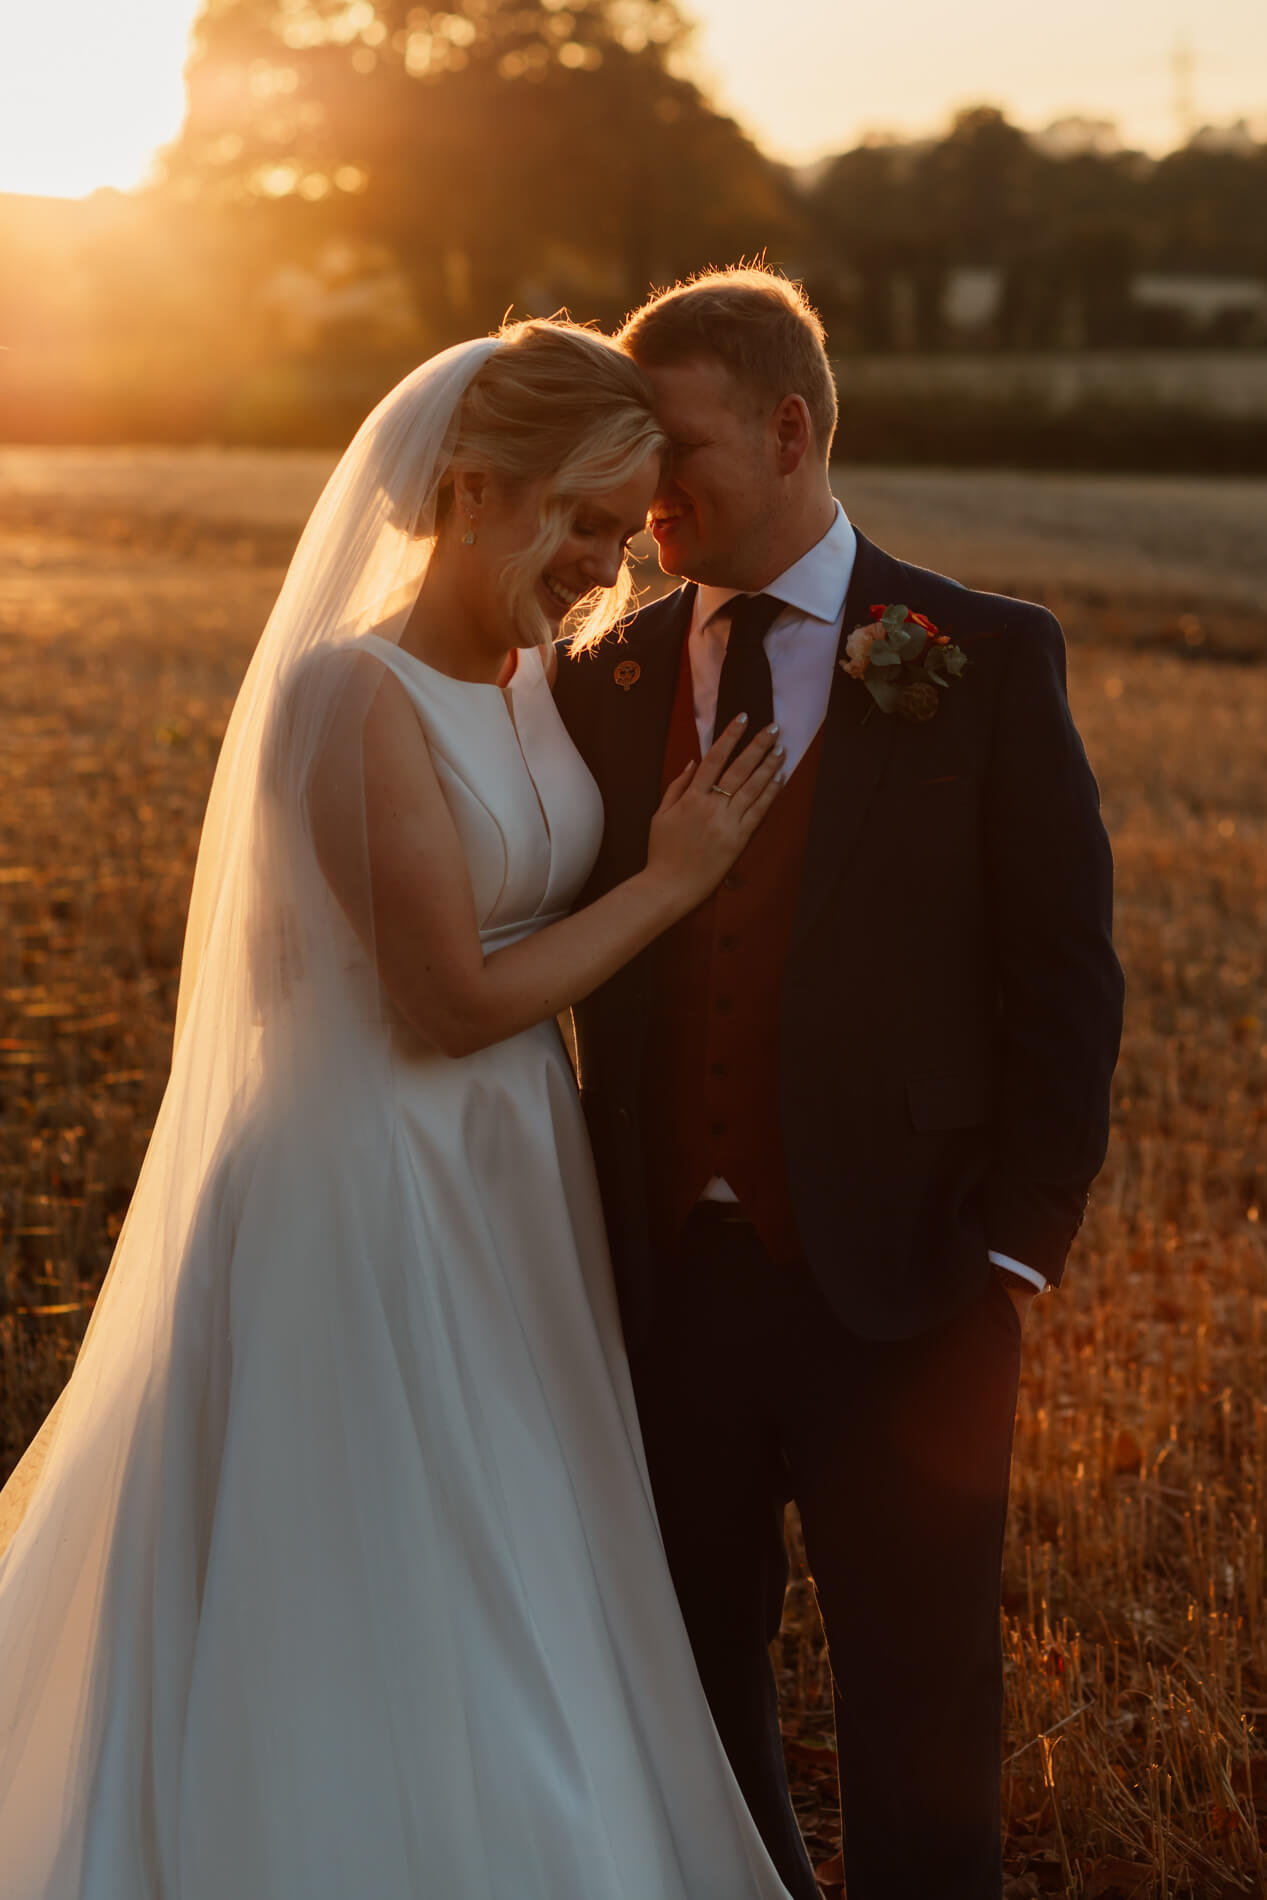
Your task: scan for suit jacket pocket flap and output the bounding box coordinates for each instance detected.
[906,1071,992,1132]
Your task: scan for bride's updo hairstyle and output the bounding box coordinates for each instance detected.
[438,317,665,653]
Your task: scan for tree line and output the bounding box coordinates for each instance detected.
[3,0,1265,452]
[161,0,1267,348]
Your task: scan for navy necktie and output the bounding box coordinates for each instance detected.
[711,593,781,764]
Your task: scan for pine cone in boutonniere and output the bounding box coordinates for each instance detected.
[838,603,968,722]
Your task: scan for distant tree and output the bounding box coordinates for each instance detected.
[1140,142,1267,275]
[999,151,1142,348]
[808,108,1044,351]
[163,0,794,339]
[808,143,948,351]
[1058,221,1139,346]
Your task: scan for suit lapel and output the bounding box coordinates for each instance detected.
[791,533,907,947]
[599,585,694,886]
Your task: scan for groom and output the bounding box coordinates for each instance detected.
[554,268,1123,1900]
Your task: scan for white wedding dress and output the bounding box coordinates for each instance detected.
[0,632,792,1900]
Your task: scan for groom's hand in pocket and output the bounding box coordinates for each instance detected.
[992,1264,1040,1331]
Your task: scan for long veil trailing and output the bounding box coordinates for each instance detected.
[0,338,500,1890]
[0,329,797,1900]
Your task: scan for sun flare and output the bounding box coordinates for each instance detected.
[0,0,202,199]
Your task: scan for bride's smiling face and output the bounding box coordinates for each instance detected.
[463,451,661,645]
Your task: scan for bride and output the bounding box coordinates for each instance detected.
[0,321,791,1898]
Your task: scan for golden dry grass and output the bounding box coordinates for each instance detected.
[2,452,1265,1896]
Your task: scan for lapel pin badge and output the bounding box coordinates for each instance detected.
[613,660,641,692]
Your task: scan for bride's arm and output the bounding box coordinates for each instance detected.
[308,665,781,1057]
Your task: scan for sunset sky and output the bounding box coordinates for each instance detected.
[0,0,1264,199]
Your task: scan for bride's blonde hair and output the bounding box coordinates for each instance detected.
[438,317,665,653]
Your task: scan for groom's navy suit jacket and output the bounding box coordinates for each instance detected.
[554,531,1125,1345]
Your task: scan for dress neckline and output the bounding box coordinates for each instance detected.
[361,633,552,698]
[391,640,516,693]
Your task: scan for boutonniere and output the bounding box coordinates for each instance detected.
[839,604,968,722]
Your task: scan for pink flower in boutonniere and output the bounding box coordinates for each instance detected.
[840,626,875,679]
[838,603,968,722]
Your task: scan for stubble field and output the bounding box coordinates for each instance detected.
[1,450,1265,1897]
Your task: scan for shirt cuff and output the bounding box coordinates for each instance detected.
[988,1250,1048,1294]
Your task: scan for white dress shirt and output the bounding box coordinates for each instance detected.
[688,504,1047,1294]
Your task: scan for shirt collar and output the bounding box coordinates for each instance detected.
[694,501,856,634]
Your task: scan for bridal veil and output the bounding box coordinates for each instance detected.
[0,337,500,1887]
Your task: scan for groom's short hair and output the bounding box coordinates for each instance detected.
[618,266,838,456]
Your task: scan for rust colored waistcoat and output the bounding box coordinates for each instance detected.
[640,633,825,1264]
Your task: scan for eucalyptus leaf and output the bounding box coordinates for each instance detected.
[865,677,901,714]
[945,647,968,676]
[903,628,928,662]
[880,604,910,632]
[868,644,901,668]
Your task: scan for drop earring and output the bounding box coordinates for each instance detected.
[461,516,477,546]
